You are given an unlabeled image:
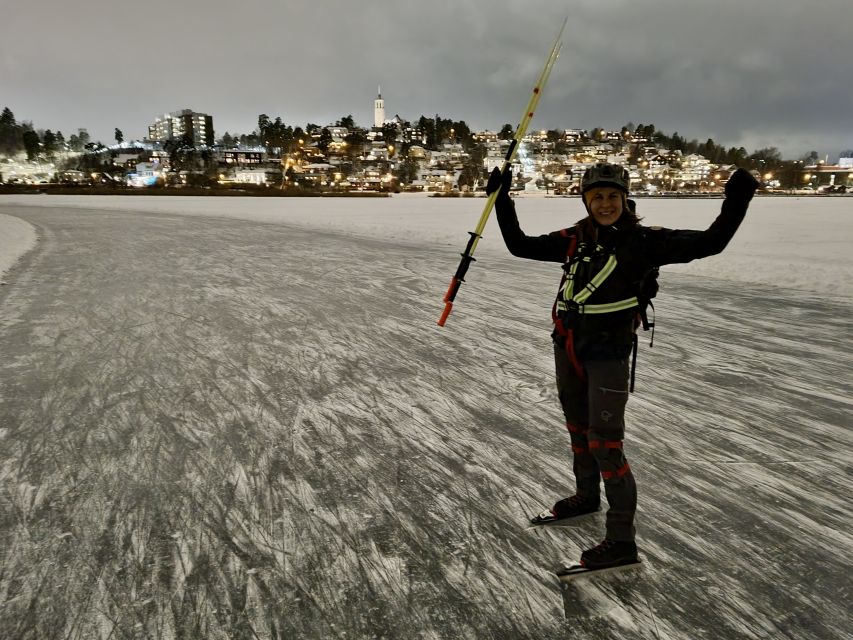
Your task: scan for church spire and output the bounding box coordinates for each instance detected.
[374,85,385,128]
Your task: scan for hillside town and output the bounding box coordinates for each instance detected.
[0,94,850,195]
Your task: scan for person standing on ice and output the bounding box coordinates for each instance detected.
[487,162,759,570]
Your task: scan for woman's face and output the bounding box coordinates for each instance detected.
[585,187,624,226]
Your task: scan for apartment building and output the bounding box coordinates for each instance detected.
[148,109,214,146]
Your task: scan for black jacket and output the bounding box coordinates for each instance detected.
[494,197,750,359]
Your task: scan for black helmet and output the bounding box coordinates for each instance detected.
[581,163,630,194]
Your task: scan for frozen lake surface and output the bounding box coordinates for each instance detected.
[0,194,851,639]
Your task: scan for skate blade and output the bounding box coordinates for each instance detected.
[525,511,597,531]
[555,559,642,582]
[525,518,577,531]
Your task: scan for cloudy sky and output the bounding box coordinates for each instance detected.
[2,0,850,159]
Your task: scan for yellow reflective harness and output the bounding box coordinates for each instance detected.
[556,243,639,316]
[552,235,657,393]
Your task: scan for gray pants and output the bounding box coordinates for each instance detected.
[554,343,637,541]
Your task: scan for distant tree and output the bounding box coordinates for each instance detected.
[626,143,642,165]
[417,116,437,148]
[670,131,687,152]
[724,146,748,165]
[0,107,21,155]
[433,115,454,145]
[749,147,782,166]
[457,164,479,190]
[114,128,124,145]
[220,132,235,146]
[381,123,398,146]
[775,160,804,189]
[266,117,293,154]
[589,127,605,142]
[451,120,473,148]
[162,138,180,169]
[42,130,57,157]
[239,132,260,147]
[396,156,419,184]
[200,147,217,178]
[0,107,14,128]
[317,127,333,153]
[698,138,721,163]
[467,141,486,171]
[23,129,40,160]
[55,130,66,151]
[258,113,270,135]
[498,123,514,140]
[800,150,819,164]
[257,114,271,150]
[546,129,569,154]
[840,149,853,158]
[337,114,355,129]
[305,123,320,135]
[343,129,367,158]
[458,147,486,190]
[70,128,90,151]
[258,115,290,155]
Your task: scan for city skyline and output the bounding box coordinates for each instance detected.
[2,1,851,160]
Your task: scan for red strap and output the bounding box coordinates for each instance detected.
[601,463,631,480]
[565,422,587,434]
[589,440,623,450]
[558,227,578,255]
[565,329,585,380]
[572,445,587,454]
[567,232,578,259]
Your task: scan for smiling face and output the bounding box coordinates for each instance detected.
[584,187,625,226]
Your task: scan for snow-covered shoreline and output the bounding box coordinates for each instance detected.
[1,193,850,297]
[0,213,37,279]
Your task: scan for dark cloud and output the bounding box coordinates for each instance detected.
[2,0,850,158]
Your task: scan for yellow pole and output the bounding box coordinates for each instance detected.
[439,18,567,326]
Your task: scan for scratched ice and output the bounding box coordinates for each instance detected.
[0,194,850,639]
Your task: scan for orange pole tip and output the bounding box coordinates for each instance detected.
[442,276,459,303]
[437,301,453,327]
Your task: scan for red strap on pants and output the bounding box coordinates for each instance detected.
[565,329,585,380]
[601,463,631,480]
[589,440,624,450]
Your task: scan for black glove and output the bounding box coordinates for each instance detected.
[485,166,512,198]
[725,168,759,203]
